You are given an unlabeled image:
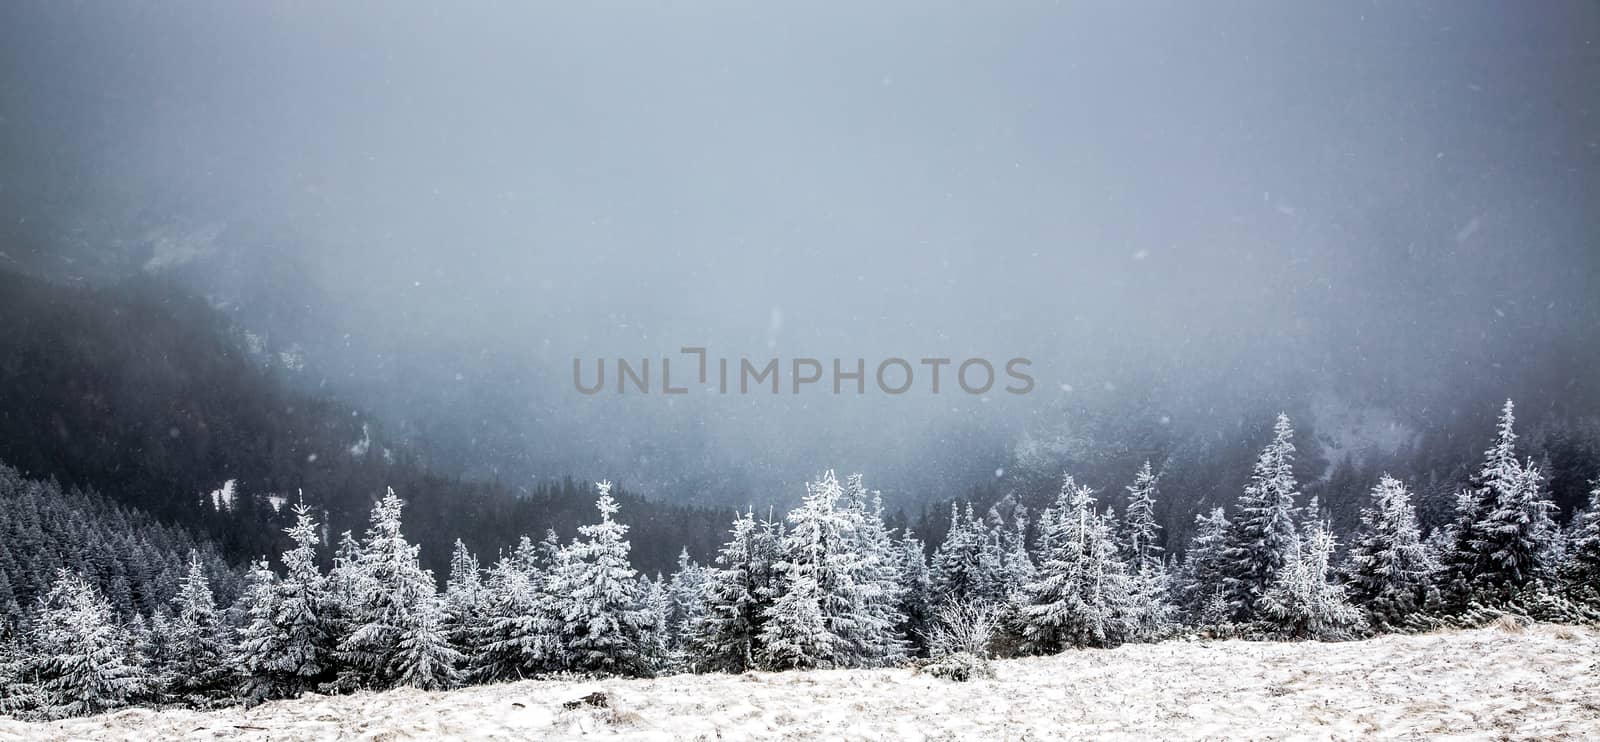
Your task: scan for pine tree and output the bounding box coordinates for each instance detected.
[442,539,485,652]
[465,552,557,682]
[930,503,1000,607]
[686,510,775,673]
[1259,513,1360,640]
[1120,463,1173,641]
[665,547,708,660]
[1123,461,1163,563]
[759,569,834,670]
[30,569,147,719]
[236,503,334,702]
[163,551,234,707]
[391,593,462,690]
[549,481,654,677]
[640,574,673,671]
[1564,482,1600,602]
[337,489,442,690]
[894,531,934,653]
[1346,476,1437,629]
[1220,414,1302,622]
[1019,475,1131,652]
[838,478,909,666]
[759,471,855,669]
[1443,400,1559,603]
[0,619,38,717]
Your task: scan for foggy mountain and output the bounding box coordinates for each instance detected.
[1,1,1597,518]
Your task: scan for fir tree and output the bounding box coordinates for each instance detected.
[1220,414,1302,622]
[549,481,654,677]
[665,547,708,659]
[442,539,485,653]
[686,510,776,673]
[1564,482,1600,602]
[1019,475,1131,652]
[1443,400,1559,603]
[894,530,934,653]
[930,503,1000,606]
[30,570,146,719]
[1120,463,1173,641]
[1346,476,1437,629]
[337,489,441,690]
[392,593,462,690]
[163,551,234,707]
[465,552,557,682]
[236,503,334,702]
[1259,513,1360,640]
[759,569,834,670]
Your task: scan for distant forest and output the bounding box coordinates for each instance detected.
[5,267,1600,582]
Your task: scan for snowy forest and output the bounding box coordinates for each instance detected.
[2,1,1599,737]
[2,399,1596,720]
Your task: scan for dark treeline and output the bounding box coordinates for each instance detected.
[0,269,729,577]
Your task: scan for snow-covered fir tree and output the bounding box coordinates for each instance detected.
[236,503,335,702]
[1122,461,1163,563]
[665,548,708,661]
[1563,482,1600,602]
[391,592,462,691]
[1345,476,1437,629]
[1442,400,1559,603]
[686,510,778,673]
[894,530,934,652]
[548,481,655,677]
[1019,474,1131,652]
[441,538,485,652]
[337,489,445,690]
[839,476,909,666]
[162,551,233,706]
[930,502,1001,607]
[465,547,559,682]
[0,618,38,716]
[756,471,907,669]
[758,569,834,670]
[1120,463,1173,641]
[1220,414,1302,622]
[1259,508,1360,640]
[640,574,673,669]
[29,570,146,719]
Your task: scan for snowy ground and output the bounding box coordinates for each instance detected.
[4,624,1597,741]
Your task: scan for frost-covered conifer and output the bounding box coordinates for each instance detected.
[1020,475,1130,652]
[549,481,654,677]
[930,503,1000,606]
[337,489,442,689]
[31,570,146,719]
[1259,514,1360,640]
[1220,414,1302,621]
[1120,463,1173,641]
[686,510,775,673]
[391,593,462,690]
[1346,476,1437,628]
[1442,401,1558,603]
[163,551,234,706]
[1563,483,1600,601]
[237,503,334,701]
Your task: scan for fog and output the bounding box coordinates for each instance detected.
[2,1,1597,507]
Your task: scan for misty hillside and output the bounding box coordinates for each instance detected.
[0,269,730,576]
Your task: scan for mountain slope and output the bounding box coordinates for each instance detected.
[0,269,729,575]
